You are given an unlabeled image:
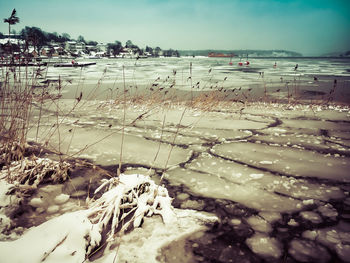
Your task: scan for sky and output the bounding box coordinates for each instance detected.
[0,0,349,56]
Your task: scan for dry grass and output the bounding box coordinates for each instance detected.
[0,156,70,188]
[0,65,45,166]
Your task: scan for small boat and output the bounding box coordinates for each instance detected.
[136,55,148,59]
[54,61,96,67]
[0,62,47,67]
[208,52,235,58]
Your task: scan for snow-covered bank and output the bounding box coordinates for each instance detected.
[0,210,92,262]
[0,173,218,262]
[0,205,217,263]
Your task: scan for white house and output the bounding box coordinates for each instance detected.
[76,42,86,54]
[65,41,77,52]
[96,43,107,53]
[0,38,25,47]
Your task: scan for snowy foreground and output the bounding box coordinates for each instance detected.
[1,99,350,262]
[0,172,217,262]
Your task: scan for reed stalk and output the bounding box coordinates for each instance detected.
[117,65,127,176]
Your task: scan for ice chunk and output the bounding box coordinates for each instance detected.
[289,239,330,263]
[230,218,242,226]
[249,173,264,179]
[325,230,342,244]
[302,230,318,240]
[213,142,350,182]
[47,205,60,214]
[34,125,193,168]
[302,199,314,205]
[54,194,70,205]
[177,193,190,201]
[29,198,44,208]
[258,211,281,223]
[246,216,272,233]
[246,233,282,259]
[317,204,338,218]
[259,160,273,165]
[288,219,299,227]
[315,221,350,261]
[180,199,205,210]
[186,153,345,202]
[167,168,303,212]
[335,243,350,263]
[345,198,350,206]
[300,211,322,224]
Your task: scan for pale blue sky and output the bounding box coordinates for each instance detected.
[1,0,349,55]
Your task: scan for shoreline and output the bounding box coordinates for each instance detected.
[47,74,350,106]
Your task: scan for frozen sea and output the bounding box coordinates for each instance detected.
[40,56,350,104]
[45,56,350,83]
[1,56,350,262]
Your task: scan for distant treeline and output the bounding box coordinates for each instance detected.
[0,27,180,57]
[320,50,350,57]
[179,49,303,57]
